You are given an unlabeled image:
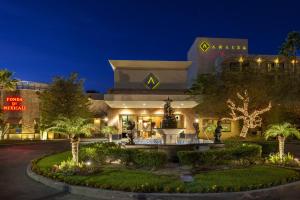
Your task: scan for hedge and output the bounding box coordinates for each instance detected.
[177,143,262,166]
[79,143,167,169]
[225,140,277,155]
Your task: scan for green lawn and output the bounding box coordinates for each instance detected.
[187,166,299,192]
[35,151,300,193]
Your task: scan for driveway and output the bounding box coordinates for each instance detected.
[0,141,97,200]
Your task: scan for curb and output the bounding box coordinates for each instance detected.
[27,164,300,200]
[0,140,68,147]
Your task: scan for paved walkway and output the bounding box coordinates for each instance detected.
[0,141,97,200]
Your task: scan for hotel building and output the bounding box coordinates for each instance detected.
[1,37,299,140]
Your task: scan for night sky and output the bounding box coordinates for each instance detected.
[0,0,299,92]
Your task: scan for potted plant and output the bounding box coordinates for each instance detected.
[101,126,118,142]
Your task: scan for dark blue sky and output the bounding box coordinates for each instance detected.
[0,0,299,92]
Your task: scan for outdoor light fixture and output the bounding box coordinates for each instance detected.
[274,58,279,64]
[256,57,262,64]
[104,117,108,122]
[86,161,92,166]
[94,119,100,124]
[238,56,244,63]
[194,118,199,123]
[291,59,298,65]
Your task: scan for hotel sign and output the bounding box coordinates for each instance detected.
[199,41,247,52]
[144,73,160,89]
[199,41,210,52]
[3,97,26,111]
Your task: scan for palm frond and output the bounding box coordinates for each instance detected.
[46,116,95,137]
[265,122,300,140]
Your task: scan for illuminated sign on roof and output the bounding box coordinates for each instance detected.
[199,41,247,52]
[144,73,160,89]
[2,97,26,111]
[199,41,210,52]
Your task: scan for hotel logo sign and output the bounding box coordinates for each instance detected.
[199,41,210,52]
[199,40,247,52]
[144,73,160,89]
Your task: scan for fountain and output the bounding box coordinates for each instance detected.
[156,97,184,144]
[125,97,214,161]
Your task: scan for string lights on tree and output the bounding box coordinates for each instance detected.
[223,90,272,138]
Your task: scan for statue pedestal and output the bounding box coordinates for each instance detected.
[156,129,183,144]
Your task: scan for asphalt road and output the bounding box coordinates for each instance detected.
[0,141,97,200]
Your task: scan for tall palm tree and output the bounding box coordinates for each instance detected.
[47,117,94,163]
[265,122,300,160]
[0,69,18,140]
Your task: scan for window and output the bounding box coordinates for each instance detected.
[202,118,231,132]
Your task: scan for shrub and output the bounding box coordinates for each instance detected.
[251,141,277,155]
[101,126,118,135]
[266,152,300,167]
[178,143,262,166]
[133,151,167,169]
[52,159,100,175]
[79,142,167,169]
[225,140,277,155]
[230,144,262,163]
[80,147,106,164]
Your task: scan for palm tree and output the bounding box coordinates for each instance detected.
[265,122,300,160]
[0,69,18,140]
[47,117,94,163]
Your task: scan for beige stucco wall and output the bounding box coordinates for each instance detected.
[107,107,196,134]
[187,37,248,86]
[114,69,188,89]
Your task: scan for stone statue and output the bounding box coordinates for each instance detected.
[161,97,177,129]
[214,120,222,143]
[126,121,135,145]
[193,122,200,139]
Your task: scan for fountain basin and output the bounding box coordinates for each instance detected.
[156,128,184,145]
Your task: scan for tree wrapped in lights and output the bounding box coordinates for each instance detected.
[223,90,272,138]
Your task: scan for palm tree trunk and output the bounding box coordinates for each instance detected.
[278,136,285,160]
[70,136,79,164]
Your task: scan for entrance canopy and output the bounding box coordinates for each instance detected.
[104,94,198,108]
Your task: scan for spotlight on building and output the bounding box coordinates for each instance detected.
[256,57,262,65]
[238,56,244,63]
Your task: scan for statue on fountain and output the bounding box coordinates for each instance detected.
[162,97,177,129]
[214,120,223,143]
